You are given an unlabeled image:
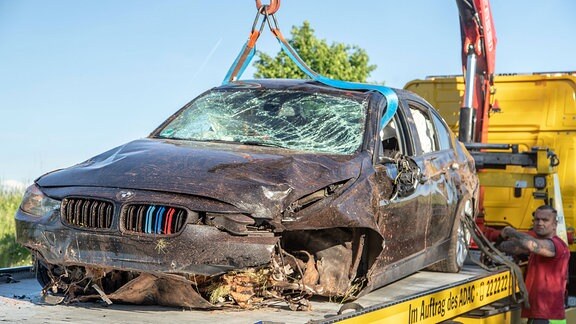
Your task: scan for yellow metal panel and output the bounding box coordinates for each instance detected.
[455,307,521,324]
[566,305,576,323]
[477,172,538,188]
[405,73,576,251]
[337,271,513,324]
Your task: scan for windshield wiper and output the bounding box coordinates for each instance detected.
[157,136,287,149]
[240,141,287,149]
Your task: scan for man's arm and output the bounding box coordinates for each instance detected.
[499,226,556,257]
[498,240,530,255]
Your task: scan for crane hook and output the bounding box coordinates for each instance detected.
[255,0,280,15]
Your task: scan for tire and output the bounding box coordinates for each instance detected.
[428,199,473,272]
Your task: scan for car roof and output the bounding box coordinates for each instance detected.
[217,79,383,97]
[217,79,433,111]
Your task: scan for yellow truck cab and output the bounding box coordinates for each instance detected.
[405,72,576,295]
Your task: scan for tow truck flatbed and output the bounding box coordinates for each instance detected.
[0,265,518,323]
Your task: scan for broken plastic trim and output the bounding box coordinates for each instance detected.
[283,182,347,221]
[391,156,422,200]
[35,229,366,310]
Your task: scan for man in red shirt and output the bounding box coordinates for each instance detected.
[499,205,570,324]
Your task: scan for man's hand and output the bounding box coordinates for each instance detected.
[500,226,514,240]
[497,226,556,257]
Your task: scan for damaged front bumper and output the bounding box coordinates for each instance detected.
[16,217,278,276]
[16,206,294,309]
[19,211,371,310]
[17,206,368,310]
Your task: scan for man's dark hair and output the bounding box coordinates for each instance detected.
[532,205,558,221]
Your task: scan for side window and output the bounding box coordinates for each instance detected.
[379,117,402,160]
[409,106,436,153]
[431,113,452,150]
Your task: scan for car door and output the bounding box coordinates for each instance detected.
[373,99,430,263]
[406,99,459,247]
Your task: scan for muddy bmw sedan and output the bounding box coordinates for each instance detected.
[16,79,478,309]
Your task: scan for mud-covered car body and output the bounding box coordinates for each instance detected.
[16,79,478,308]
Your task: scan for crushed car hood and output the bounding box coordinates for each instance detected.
[37,139,361,217]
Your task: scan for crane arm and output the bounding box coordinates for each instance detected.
[456,0,497,143]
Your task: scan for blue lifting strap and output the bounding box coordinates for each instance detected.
[222,20,398,127]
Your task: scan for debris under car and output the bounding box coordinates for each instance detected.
[16,79,478,310]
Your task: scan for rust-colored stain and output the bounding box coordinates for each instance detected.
[16,80,478,309]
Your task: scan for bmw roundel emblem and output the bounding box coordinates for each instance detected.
[117,190,135,201]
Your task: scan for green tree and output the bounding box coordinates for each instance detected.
[253,21,376,83]
[0,191,31,267]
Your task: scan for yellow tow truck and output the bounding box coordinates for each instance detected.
[404,0,575,321]
[405,72,576,322]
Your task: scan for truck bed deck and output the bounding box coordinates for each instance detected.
[0,265,514,323]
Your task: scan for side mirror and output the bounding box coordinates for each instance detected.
[378,155,396,164]
[387,155,421,200]
[378,149,402,165]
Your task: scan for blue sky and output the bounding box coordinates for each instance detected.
[1,0,575,187]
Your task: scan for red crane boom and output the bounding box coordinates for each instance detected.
[456,0,497,144]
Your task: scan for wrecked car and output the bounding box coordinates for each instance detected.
[15,79,478,309]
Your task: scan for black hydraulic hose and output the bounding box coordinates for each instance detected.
[461,214,530,308]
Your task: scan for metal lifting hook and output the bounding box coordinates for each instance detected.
[221,0,281,83]
[255,0,280,15]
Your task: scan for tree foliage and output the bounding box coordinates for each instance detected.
[253,21,376,83]
[0,191,31,267]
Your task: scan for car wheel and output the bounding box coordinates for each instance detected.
[428,199,473,273]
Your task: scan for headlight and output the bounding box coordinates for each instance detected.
[19,184,60,217]
[284,182,346,217]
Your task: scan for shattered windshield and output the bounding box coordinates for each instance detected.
[156,89,367,155]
